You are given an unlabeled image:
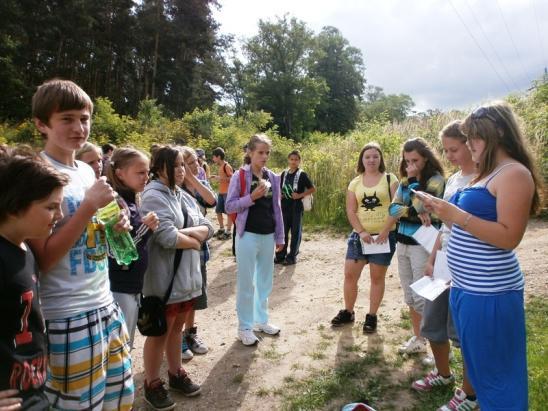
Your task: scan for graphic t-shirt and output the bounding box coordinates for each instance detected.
[245,172,275,234]
[0,237,48,410]
[348,173,398,234]
[39,153,112,320]
[280,169,314,212]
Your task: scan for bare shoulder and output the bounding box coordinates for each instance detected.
[492,163,534,194]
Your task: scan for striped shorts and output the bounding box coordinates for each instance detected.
[45,302,134,410]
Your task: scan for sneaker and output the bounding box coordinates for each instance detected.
[255,323,281,335]
[221,231,232,240]
[238,329,259,346]
[363,313,377,333]
[282,257,296,266]
[331,309,355,327]
[398,336,427,354]
[186,326,208,354]
[412,368,455,392]
[181,336,194,360]
[422,349,455,367]
[168,369,201,397]
[274,255,285,264]
[437,388,479,411]
[144,379,176,411]
[215,229,225,239]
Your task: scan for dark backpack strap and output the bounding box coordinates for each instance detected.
[387,173,393,202]
[162,206,188,303]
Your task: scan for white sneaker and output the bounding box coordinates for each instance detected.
[255,323,281,335]
[398,336,427,354]
[422,349,455,366]
[237,329,259,346]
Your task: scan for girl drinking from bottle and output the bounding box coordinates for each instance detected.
[140,145,213,410]
[389,137,445,355]
[225,134,284,346]
[106,147,159,349]
[420,101,541,410]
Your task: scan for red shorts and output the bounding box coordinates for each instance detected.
[165,299,195,317]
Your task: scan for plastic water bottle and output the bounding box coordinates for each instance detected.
[97,200,139,266]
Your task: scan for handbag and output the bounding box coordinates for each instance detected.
[137,206,187,336]
[302,194,313,212]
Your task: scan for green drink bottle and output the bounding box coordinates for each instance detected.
[97,200,139,266]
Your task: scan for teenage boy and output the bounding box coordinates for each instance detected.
[275,150,315,265]
[211,147,233,240]
[28,79,134,410]
[0,156,69,411]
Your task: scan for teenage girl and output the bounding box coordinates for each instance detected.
[421,101,541,411]
[410,122,478,410]
[76,142,103,179]
[331,142,399,333]
[389,137,445,354]
[106,147,159,349]
[225,134,284,346]
[179,146,217,360]
[140,145,214,409]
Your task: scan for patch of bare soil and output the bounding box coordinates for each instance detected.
[131,219,548,410]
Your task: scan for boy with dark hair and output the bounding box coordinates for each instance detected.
[211,147,233,240]
[101,143,116,176]
[28,79,134,410]
[0,155,69,410]
[276,150,315,265]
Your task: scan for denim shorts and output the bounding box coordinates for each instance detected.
[345,231,396,266]
[215,193,227,214]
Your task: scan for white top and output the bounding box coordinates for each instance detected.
[441,171,474,251]
[39,153,113,320]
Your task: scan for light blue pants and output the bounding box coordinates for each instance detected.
[235,231,275,330]
[112,292,139,349]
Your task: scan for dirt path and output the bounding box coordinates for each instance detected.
[131,219,548,410]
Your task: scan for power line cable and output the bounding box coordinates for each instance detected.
[494,0,533,85]
[529,0,547,71]
[448,0,512,92]
[464,0,520,90]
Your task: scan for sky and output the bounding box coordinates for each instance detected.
[213,0,548,112]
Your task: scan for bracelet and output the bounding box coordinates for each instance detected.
[462,213,472,228]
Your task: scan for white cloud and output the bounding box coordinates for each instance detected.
[214,0,547,111]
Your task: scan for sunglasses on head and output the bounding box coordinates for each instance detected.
[471,106,501,127]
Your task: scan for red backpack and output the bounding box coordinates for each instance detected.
[228,168,246,223]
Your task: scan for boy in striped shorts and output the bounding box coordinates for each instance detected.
[28,79,134,410]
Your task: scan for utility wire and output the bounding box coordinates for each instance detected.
[494,0,533,85]
[448,0,512,92]
[464,0,520,90]
[529,0,547,71]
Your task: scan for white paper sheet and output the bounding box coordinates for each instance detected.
[412,225,439,254]
[433,250,452,282]
[360,235,391,254]
[410,276,450,301]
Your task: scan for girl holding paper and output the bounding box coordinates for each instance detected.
[331,142,399,333]
[411,121,479,411]
[421,102,541,411]
[388,137,445,354]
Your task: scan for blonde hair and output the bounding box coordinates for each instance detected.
[76,142,101,160]
[107,147,149,192]
[461,101,542,214]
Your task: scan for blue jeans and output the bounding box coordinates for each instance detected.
[235,231,275,330]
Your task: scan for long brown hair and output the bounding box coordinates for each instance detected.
[107,147,149,192]
[460,101,542,214]
[149,145,181,190]
[398,137,444,186]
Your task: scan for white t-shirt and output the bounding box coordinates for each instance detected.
[39,153,113,320]
[441,171,475,250]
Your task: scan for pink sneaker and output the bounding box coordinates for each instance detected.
[412,369,454,392]
[437,388,479,410]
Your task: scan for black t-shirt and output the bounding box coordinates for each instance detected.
[245,172,275,234]
[280,169,314,211]
[0,236,48,410]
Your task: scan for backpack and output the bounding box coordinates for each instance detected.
[282,169,313,212]
[228,168,246,223]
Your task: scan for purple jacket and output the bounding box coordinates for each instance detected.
[225,164,285,245]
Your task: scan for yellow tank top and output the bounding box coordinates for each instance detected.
[347,172,398,234]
